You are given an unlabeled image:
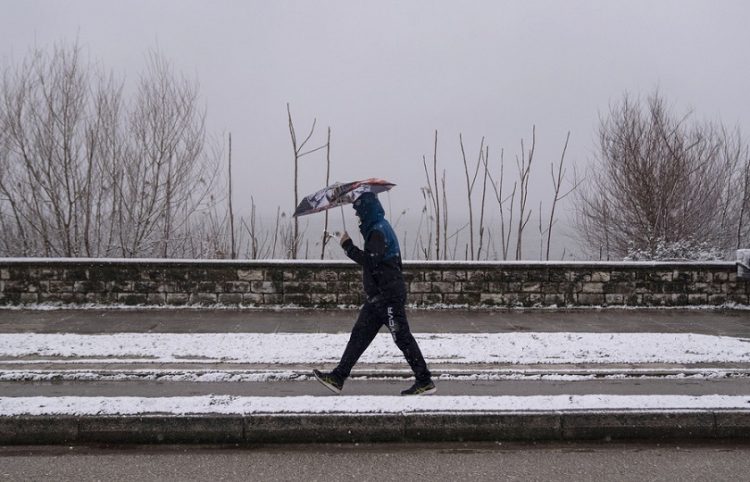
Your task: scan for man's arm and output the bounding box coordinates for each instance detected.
[341,231,386,270]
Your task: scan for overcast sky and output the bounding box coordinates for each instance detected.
[2,0,749,258]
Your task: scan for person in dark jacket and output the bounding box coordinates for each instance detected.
[313,192,436,395]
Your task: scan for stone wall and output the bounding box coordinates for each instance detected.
[0,259,747,307]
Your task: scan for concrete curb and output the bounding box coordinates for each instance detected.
[2,411,749,445]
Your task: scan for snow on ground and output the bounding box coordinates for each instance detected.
[1,332,749,365]
[1,394,749,416]
[0,369,742,383]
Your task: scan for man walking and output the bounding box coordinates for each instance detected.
[313,192,436,396]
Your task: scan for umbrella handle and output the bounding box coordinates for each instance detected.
[340,205,347,232]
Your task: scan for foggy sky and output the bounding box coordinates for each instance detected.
[2,0,749,258]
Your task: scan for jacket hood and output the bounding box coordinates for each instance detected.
[353,192,385,238]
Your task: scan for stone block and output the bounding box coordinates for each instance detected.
[708,294,727,305]
[712,271,729,281]
[223,281,250,293]
[310,293,337,306]
[337,294,361,305]
[459,281,485,293]
[577,293,605,305]
[410,282,431,293]
[238,269,264,281]
[431,282,453,293]
[147,293,167,305]
[243,293,265,305]
[139,269,163,282]
[605,294,625,305]
[218,293,243,304]
[424,271,442,281]
[422,293,443,304]
[590,271,611,282]
[0,268,9,280]
[581,282,604,294]
[688,293,708,305]
[190,293,218,305]
[19,293,39,304]
[444,293,481,305]
[117,293,147,305]
[284,281,327,294]
[522,283,541,293]
[543,294,565,306]
[693,271,713,283]
[251,281,278,294]
[166,293,190,305]
[442,271,467,282]
[480,293,504,305]
[263,294,283,304]
[486,281,504,292]
[338,270,361,282]
[283,293,312,305]
[500,270,525,282]
[525,269,548,282]
[105,280,133,293]
[191,267,237,282]
[466,271,487,281]
[131,281,161,293]
[315,270,338,281]
[328,281,351,292]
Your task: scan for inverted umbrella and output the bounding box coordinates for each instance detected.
[293,178,396,217]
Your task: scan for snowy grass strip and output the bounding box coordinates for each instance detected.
[1,333,749,365]
[0,369,745,383]
[1,394,749,416]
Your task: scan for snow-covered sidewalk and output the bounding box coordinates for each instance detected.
[1,332,750,365]
[2,394,750,416]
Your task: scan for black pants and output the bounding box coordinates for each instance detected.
[333,297,431,383]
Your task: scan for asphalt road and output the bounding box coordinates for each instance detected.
[1,308,749,336]
[1,442,749,481]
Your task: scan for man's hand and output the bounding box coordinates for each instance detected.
[340,231,351,246]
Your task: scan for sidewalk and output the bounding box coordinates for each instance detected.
[1,307,749,444]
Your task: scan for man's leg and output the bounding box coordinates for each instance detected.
[382,298,432,383]
[332,302,382,380]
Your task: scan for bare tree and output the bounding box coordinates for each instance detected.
[320,127,332,259]
[487,148,517,260]
[286,103,327,259]
[514,126,535,260]
[575,91,746,259]
[460,134,485,260]
[421,130,441,260]
[0,43,220,258]
[227,132,236,259]
[545,131,578,260]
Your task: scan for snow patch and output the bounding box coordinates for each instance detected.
[1,394,749,416]
[2,332,750,365]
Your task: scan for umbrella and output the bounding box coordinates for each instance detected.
[293,178,396,218]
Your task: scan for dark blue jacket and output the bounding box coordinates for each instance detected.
[342,193,406,301]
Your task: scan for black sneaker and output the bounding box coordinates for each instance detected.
[313,369,344,394]
[400,379,436,396]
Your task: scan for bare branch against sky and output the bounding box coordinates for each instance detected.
[1,1,749,259]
